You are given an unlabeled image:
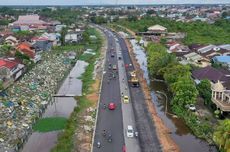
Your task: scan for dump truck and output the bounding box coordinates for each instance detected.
[129,71,139,87]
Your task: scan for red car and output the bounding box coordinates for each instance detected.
[108,102,116,110]
[122,145,126,152]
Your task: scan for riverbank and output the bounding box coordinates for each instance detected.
[51,27,104,152]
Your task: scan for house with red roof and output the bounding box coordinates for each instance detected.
[0,58,25,82]
[17,42,41,63]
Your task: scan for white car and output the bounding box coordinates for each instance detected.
[127,125,134,138]
[186,104,196,112]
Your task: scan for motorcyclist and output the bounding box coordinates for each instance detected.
[103,129,106,136]
[103,104,106,109]
[108,134,112,142]
[97,141,101,148]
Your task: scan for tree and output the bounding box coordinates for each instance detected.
[171,77,198,107]
[213,119,230,152]
[60,27,67,46]
[197,79,212,105]
[147,42,177,76]
[163,64,191,85]
[0,44,13,56]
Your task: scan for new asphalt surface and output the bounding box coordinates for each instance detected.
[116,34,162,152]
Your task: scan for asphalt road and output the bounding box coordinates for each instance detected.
[93,27,125,152]
[93,25,161,152]
[116,34,162,152]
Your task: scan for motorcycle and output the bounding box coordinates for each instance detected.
[97,141,101,148]
[102,130,106,137]
[135,132,138,137]
[108,134,112,142]
[103,104,106,109]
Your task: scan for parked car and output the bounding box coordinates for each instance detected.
[127,125,134,137]
[186,104,196,112]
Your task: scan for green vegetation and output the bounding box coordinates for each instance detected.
[39,8,83,25]
[146,42,213,142]
[90,16,107,24]
[52,28,102,152]
[213,119,230,152]
[197,79,212,105]
[60,27,68,46]
[33,117,67,132]
[0,7,27,18]
[0,19,10,26]
[116,16,230,44]
[0,44,13,57]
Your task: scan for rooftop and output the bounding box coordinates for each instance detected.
[12,15,47,25]
[148,24,167,31]
[0,59,18,70]
[192,66,230,83]
[213,56,230,63]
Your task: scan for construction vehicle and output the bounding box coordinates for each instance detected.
[129,71,139,87]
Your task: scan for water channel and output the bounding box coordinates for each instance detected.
[130,39,217,152]
[22,60,88,152]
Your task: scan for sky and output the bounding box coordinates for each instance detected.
[0,0,230,5]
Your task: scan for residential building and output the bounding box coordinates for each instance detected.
[213,56,230,69]
[0,58,25,82]
[5,36,18,46]
[17,42,41,63]
[183,52,210,67]
[65,31,83,43]
[192,66,230,112]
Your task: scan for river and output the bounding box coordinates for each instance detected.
[130,39,217,152]
[22,60,88,152]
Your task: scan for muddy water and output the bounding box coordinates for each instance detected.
[22,61,88,152]
[130,39,217,152]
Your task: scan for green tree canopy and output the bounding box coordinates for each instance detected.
[213,119,230,152]
[163,63,191,85]
[197,79,212,105]
[171,77,198,107]
[147,42,177,76]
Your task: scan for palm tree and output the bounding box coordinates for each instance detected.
[213,119,230,152]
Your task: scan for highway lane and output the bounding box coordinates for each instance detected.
[116,34,162,152]
[93,28,124,152]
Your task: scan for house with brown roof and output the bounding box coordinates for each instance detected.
[10,15,49,31]
[192,66,230,112]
